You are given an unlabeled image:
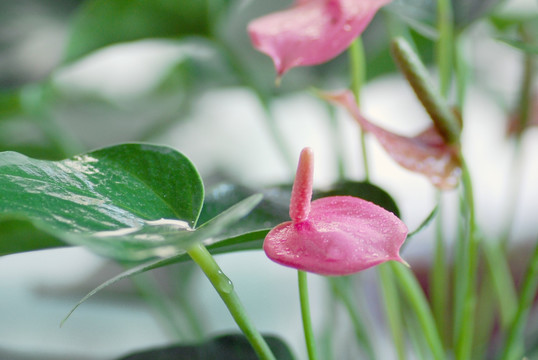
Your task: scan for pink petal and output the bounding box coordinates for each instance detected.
[264,196,408,276]
[323,90,461,189]
[247,0,391,77]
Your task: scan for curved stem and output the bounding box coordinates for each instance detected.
[453,159,478,360]
[330,277,376,359]
[436,0,454,98]
[187,243,276,360]
[298,270,319,360]
[390,262,445,360]
[500,239,538,360]
[348,37,370,181]
[378,264,406,360]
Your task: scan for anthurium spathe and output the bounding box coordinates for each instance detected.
[264,147,408,276]
[322,90,462,189]
[247,0,392,78]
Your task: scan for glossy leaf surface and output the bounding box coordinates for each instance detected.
[63,180,400,315]
[0,143,206,260]
[116,333,295,360]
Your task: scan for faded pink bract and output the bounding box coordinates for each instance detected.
[263,147,408,276]
[247,0,392,77]
[322,90,461,189]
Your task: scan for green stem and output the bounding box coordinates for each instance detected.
[430,192,449,345]
[390,262,445,360]
[348,37,370,181]
[330,277,376,359]
[391,37,461,144]
[130,272,187,340]
[326,104,346,181]
[298,271,319,360]
[187,243,276,360]
[215,42,295,175]
[378,264,406,360]
[436,0,454,98]
[453,160,478,360]
[515,25,534,136]
[500,239,538,360]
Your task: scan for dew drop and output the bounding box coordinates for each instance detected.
[215,270,234,294]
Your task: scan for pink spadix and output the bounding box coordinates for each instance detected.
[264,147,408,276]
[247,0,392,78]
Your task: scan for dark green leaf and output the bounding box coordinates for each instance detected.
[62,197,264,324]
[452,0,501,28]
[116,333,295,360]
[315,180,401,218]
[0,217,65,256]
[63,0,212,63]
[199,183,289,240]
[0,143,205,259]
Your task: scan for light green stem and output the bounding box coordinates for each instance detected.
[390,262,445,360]
[436,0,454,98]
[330,277,376,359]
[453,160,478,360]
[391,37,461,144]
[500,239,538,360]
[378,264,406,360]
[431,192,449,345]
[187,243,276,360]
[348,37,370,181]
[298,271,319,360]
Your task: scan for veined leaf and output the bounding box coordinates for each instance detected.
[0,143,205,260]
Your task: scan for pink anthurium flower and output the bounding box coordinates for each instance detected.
[264,147,408,276]
[322,90,462,189]
[247,0,392,78]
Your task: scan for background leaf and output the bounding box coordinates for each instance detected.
[0,217,65,256]
[315,180,401,218]
[63,0,214,63]
[116,333,295,360]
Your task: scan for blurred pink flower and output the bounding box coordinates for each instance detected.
[264,147,408,276]
[248,0,391,77]
[322,90,461,189]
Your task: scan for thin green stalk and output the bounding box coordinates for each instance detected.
[390,262,445,360]
[330,277,376,360]
[430,192,449,346]
[436,0,454,98]
[454,33,470,111]
[391,37,461,144]
[514,25,534,135]
[298,271,319,360]
[326,103,346,181]
[378,264,406,360]
[130,272,187,340]
[348,37,370,181]
[215,42,295,175]
[453,160,479,360]
[187,243,276,360]
[500,239,538,360]
[171,263,205,340]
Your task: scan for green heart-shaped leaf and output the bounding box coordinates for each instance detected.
[0,143,205,259]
